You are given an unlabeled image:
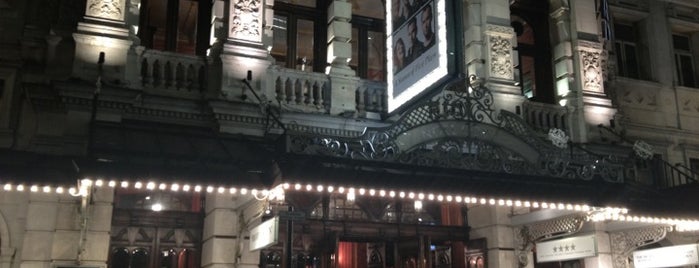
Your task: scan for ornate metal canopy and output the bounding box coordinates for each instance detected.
[286,76,630,182]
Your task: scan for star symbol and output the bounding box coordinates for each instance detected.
[571,244,576,251]
[565,245,570,251]
[553,247,558,252]
[559,246,564,252]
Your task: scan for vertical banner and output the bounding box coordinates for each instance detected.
[386,0,453,113]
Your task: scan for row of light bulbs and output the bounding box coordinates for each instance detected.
[589,211,699,232]
[2,179,698,231]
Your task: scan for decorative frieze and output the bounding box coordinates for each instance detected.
[609,225,671,268]
[230,0,263,43]
[619,87,658,108]
[85,0,125,21]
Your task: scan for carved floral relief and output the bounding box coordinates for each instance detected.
[580,50,603,92]
[230,0,262,42]
[86,0,125,21]
[489,35,513,79]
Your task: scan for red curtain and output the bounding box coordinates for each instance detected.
[338,242,368,268]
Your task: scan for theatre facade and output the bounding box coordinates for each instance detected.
[1,0,699,268]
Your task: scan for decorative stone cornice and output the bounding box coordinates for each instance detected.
[609,225,672,268]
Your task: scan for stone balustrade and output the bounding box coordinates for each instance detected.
[356,80,387,116]
[266,66,330,113]
[522,101,568,131]
[140,50,207,94]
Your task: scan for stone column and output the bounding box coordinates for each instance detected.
[19,190,59,268]
[72,0,133,83]
[202,194,263,268]
[468,206,518,268]
[326,0,358,115]
[219,0,272,101]
[50,184,113,267]
[581,228,613,268]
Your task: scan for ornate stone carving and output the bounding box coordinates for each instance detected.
[515,214,586,268]
[609,225,671,268]
[230,0,262,42]
[489,35,513,79]
[86,0,125,21]
[580,50,602,93]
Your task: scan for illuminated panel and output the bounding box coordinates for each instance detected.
[386,0,450,113]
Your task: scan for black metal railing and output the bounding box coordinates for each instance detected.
[652,156,699,189]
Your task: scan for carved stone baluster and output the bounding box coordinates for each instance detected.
[316,81,325,109]
[278,77,294,103]
[165,61,174,89]
[286,77,301,104]
[356,86,366,114]
[174,63,183,90]
[142,58,153,88]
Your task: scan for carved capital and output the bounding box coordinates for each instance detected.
[85,0,126,21]
[609,225,671,268]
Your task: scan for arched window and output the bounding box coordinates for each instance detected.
[511,0,555,104]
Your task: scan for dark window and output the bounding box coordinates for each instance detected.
[351,16,386,81]
[139,0,212,55]
[271,0,386,79]
[690,158,699,172]
[614,23,641,79]
[673,34,696,87]
[511,1,555,104]
[271,2,326,73]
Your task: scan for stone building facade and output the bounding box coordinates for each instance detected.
[1,0,699,268]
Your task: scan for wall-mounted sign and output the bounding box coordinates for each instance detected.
[633,244,699,268]
[535,235,597,263]
[249,216,279,251]
[386,0,461,113]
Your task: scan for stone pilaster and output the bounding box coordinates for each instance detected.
[483,24,524,113]
[202,194,261,268]
[468,206,518,268]
[326,0,357,115]
[0,202,15,268]
[72,0,133,83]
[219,0,272,102]
[19,191,59,268]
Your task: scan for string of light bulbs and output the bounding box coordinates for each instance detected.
[2,178,698,231]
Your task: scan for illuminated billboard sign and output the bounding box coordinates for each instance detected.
[386,0,460,113]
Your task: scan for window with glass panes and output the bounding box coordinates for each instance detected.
[673,34,697,87]
[271,1,325,72]
[350,1,386,81]
[138,0,212,55]
[614,23,641,79]
[272,0,386,80]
